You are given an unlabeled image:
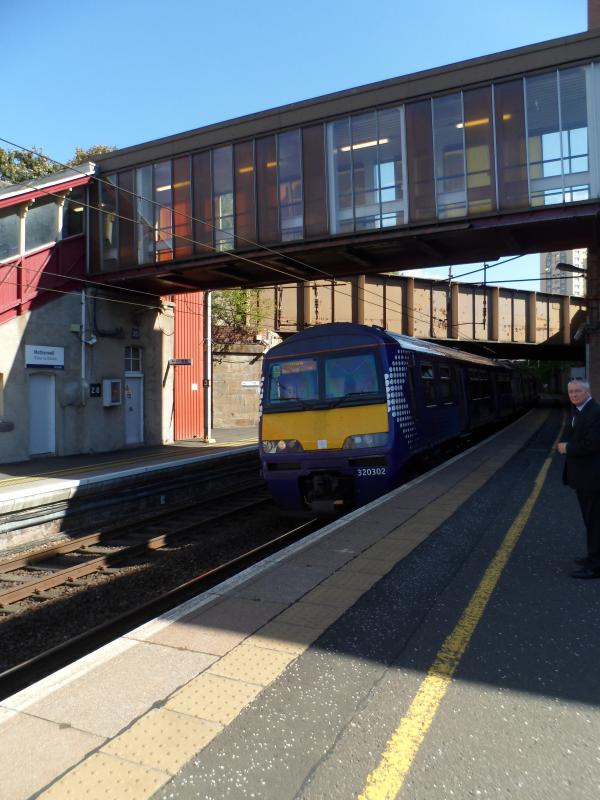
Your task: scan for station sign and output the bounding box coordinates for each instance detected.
[25,345,65,369]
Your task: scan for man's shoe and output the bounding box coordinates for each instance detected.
[574,556,594,566]
[571,567,600,579]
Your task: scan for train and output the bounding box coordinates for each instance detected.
[258,322,537,515]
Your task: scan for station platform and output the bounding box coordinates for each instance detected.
[0,427,257,523]
[2,408,600,800]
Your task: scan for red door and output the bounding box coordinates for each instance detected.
[172,291,205,440]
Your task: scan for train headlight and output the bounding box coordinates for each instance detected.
[262,439,304,454]
[342,432,388,449]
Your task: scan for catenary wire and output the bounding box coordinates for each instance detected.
[0,136,533,294]
[0,137,512,335]
[0,137,489,330]
[0,163,452,333]
[0,138,544,340]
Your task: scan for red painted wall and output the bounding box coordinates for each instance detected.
[172,291,205,440]
[0,235,86,326]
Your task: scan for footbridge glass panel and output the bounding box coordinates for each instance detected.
[92,59,600,273]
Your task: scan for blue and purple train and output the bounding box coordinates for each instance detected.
[259,323,537,514]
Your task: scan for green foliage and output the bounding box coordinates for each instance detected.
[212,288,268,344]
[0,143,117,185]
[0,146,58,184]
[67,145,117,166]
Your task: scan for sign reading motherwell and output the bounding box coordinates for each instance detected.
[25,345,65,369]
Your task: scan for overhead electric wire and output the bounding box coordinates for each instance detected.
[0,136,335,284]
[0,143,450,333]
[1,136,496,337]
[0,137,547,343]
[0,136,461,332]
[447,253,527,281]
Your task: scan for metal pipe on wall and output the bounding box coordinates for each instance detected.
[81,288,86,406]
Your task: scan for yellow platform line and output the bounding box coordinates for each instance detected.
[357,431,559,800]
[0,440,257,489]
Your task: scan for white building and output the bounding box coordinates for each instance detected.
[540,249,587,297]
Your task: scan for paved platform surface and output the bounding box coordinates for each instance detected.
[0,427,257,480]
[2,409,600,799]
[0,427,257,515]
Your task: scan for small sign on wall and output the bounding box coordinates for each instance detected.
[25,345,65,369]
[90,383,101,398]
[241,381,260,387]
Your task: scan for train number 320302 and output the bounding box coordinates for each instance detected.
[356,467,387,477]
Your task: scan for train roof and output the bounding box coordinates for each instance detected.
[267,323,505,368]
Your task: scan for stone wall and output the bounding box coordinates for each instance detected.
[212,344,264,428]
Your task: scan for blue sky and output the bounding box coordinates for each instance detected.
[4,0,589,290]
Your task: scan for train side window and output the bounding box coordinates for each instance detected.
[480,369,492,399]
[420,363,436,405]
[468,367,480,400]
[407,366,418,418]
[438,364,454,402]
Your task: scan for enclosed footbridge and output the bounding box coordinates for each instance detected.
[90,28,600,299]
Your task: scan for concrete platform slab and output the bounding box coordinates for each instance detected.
[145,596,286,656]
[235,563,332,604]
[20,641,217,738]
[246,620,323,655]
[0,713,104,800]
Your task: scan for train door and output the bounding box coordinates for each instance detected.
[418,361,439,447]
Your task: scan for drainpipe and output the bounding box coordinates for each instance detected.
[203,291,214,442]
[81,288,86,405]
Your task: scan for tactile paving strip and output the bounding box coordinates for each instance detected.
[38,752,169,799]
[101,707,221,774]
[166,672,262,726]
[207,643,297,685]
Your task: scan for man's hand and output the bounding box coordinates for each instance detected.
[557,442,567,455]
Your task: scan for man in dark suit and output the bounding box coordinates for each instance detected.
[557,379,600,578]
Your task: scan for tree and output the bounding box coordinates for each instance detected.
[0,143,117,185]
[67,145,116,166]
[0,146,58,184]
[211,288,271,347]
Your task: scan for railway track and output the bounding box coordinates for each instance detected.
[0,478,267,612]
[0,449,260,550]
[0,488,320,699]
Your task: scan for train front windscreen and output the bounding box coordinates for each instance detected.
[265,350,384,410]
